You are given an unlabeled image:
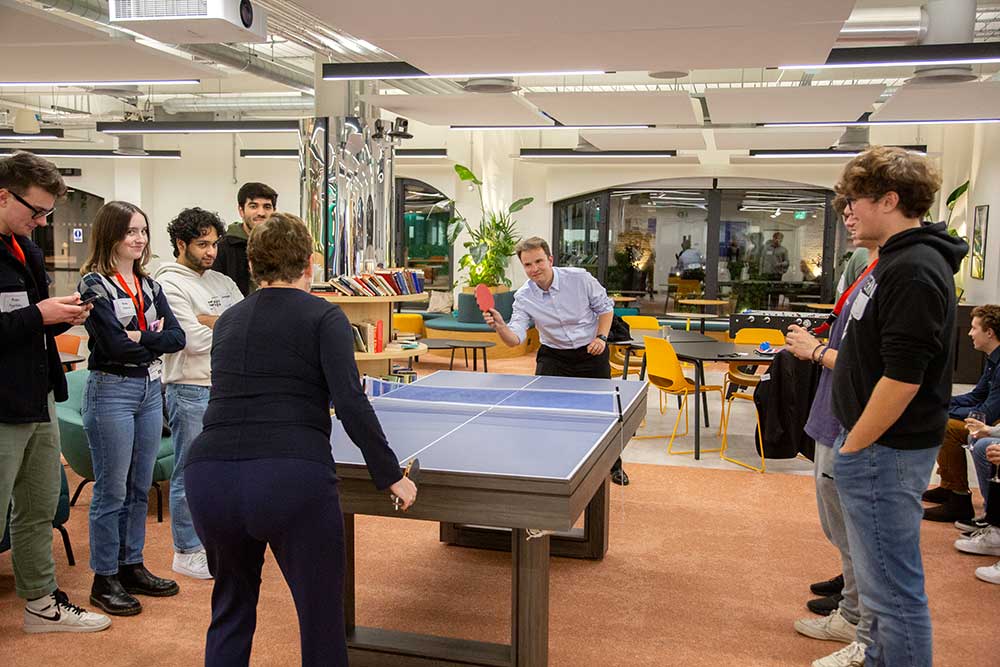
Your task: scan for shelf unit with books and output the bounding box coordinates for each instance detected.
[312,292,428,377]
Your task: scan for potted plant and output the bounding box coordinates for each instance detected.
[446,164,533,293]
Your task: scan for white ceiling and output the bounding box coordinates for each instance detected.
[525,92,699,125]
[581,129,707,151]
[0,3,216,83]
[361,94,552,126]
[298,0,853,73]
[871,81,1000,120]
[705,85,886,124]
[713,128,846,150]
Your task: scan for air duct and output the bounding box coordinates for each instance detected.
[461,78,520,94]
[13,109,41,134]
[162,95,315,115]
[909,0,978,84]
[835,125,870,151]
[114,135,148,156]
[574,135,600,152]
[837,7,927,46]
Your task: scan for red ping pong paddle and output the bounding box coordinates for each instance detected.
[475,284,495,314]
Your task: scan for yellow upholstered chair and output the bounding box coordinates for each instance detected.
[718,328,786,473]
[392,313,425,339]
[641,336,725,455]
[621,315,660,331]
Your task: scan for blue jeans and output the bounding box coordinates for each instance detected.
[166,383,209,553]
[833,432,938,667]
[82,372,162,575]
[972,437,999,507]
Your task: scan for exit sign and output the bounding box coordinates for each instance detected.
[794,210,808,220]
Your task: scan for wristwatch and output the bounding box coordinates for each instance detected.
[596,334,608,342]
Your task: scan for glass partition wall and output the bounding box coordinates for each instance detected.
[394,178,453,290]
[554,185,834,312]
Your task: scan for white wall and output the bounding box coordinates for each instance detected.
[963,123,1000,305]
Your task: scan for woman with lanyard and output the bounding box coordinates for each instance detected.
[783,198,879,667]
[78,201,186,617]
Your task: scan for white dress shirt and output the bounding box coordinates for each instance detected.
[506,267,614,350]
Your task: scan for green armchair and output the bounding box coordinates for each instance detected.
[1,466,75,566]
[58,370,174,522]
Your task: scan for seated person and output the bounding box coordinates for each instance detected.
[923,305,1000,522]
[959,418,1000,532]
[953,439,1000,585]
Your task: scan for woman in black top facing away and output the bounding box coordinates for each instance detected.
[185,212,417,667]
[78,201,186,616]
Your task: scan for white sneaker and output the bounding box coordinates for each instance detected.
[954,525,1000,556]
[975,560,1000,584]
[173,550,213,580]
[794,608,858,643]
[24,590,111,634]
[812,641,866,667]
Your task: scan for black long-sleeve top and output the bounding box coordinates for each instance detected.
[79,271,186,377]
[0,233,70,423]
[187,287,403,490]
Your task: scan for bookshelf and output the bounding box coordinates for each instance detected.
[313,292,428,377]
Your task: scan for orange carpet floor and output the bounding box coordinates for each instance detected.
[3,461,998,666]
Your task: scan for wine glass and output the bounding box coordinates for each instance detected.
[965,410,987,452]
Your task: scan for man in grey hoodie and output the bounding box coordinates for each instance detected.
[214,182,277,296]
[154,208,243,579]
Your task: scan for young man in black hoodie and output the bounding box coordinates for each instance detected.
[214,182,277,296]
[829,146,968,667]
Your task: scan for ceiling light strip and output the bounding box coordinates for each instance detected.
[0,148,181,159]
[780,42,1000,69]
[396,149,448,158]
[452,124,653,131]
[0,129,65,139]
[519,149,677,159]
[323,61,607,81]
[97,121,300,134]
[748,145,927,159]
[0,80,200,87]
[239,149,298,159]
[762,119,1000,128]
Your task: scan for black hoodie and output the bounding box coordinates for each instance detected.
[832,222,969,450]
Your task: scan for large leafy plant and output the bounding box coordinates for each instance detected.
[445,164,533,288]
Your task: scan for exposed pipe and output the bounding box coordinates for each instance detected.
[836,7,927,46]
[912,0,978,83]
[161,95,314,114]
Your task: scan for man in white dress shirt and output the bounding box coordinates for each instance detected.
[484,237,628,485]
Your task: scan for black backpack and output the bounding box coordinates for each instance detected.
[608,315,632,343]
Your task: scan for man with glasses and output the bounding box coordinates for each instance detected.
[830,147,968,666]
[0,151,111,633]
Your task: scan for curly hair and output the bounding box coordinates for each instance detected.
[247,212,312,284]
[167,207,226,257]
[972,304,1000,339]
[831,194,848,216]
[834,146,941,219]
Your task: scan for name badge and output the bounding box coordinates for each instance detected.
[0,291,30,313]
[219,293,235,311]
[850,277,877,321]
[147,358,163,381]
[113,297,137,324]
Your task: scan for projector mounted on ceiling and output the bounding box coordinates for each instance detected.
[109,0,267,44]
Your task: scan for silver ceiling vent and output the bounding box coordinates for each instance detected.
[908,0,977,84]
[461,77,520,94]
[114,135,148,156]
[835,125,871,151]
[648,70,689,80]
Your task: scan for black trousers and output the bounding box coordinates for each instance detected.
[186,458,347,667]
[535,344,622,472]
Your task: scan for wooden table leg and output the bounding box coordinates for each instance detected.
[344,512,356,632]
[512,529,549,667]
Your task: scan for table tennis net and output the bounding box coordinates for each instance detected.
[364,377,621,417]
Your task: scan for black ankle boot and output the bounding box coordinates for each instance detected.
[118,563,180,597]
[923,491,975,523]
[90,574,142,616]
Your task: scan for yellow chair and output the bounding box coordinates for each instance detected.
[392,313,425,339]
[718,328,786,473]
[621,315,660,331]
[641,336,725,455]
[609,343,644,379]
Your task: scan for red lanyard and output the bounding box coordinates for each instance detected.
[1,235,25,265]
[813,258,879,335]
[114,272,146,331]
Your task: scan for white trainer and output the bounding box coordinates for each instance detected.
[812,641,866,667]
[794,608,858,643]
[975,560,1000,585]
[954,525,1000,556]
[173,550,213,580]
[23,590,111,634]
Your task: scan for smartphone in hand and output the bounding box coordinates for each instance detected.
[148,318,164,333]
[79,293,102,306]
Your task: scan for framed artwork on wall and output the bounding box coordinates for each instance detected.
[971,205,989,280]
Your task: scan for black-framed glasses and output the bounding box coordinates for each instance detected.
[8,190,55,220]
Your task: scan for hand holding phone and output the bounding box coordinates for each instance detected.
[79,293,102,306]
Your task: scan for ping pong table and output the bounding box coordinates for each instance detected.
[330,370,648,667]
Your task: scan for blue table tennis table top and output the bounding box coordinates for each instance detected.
[330,371,647,482]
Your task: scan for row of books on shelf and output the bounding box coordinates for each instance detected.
[327,269,425,297]
[351,320,384,353]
